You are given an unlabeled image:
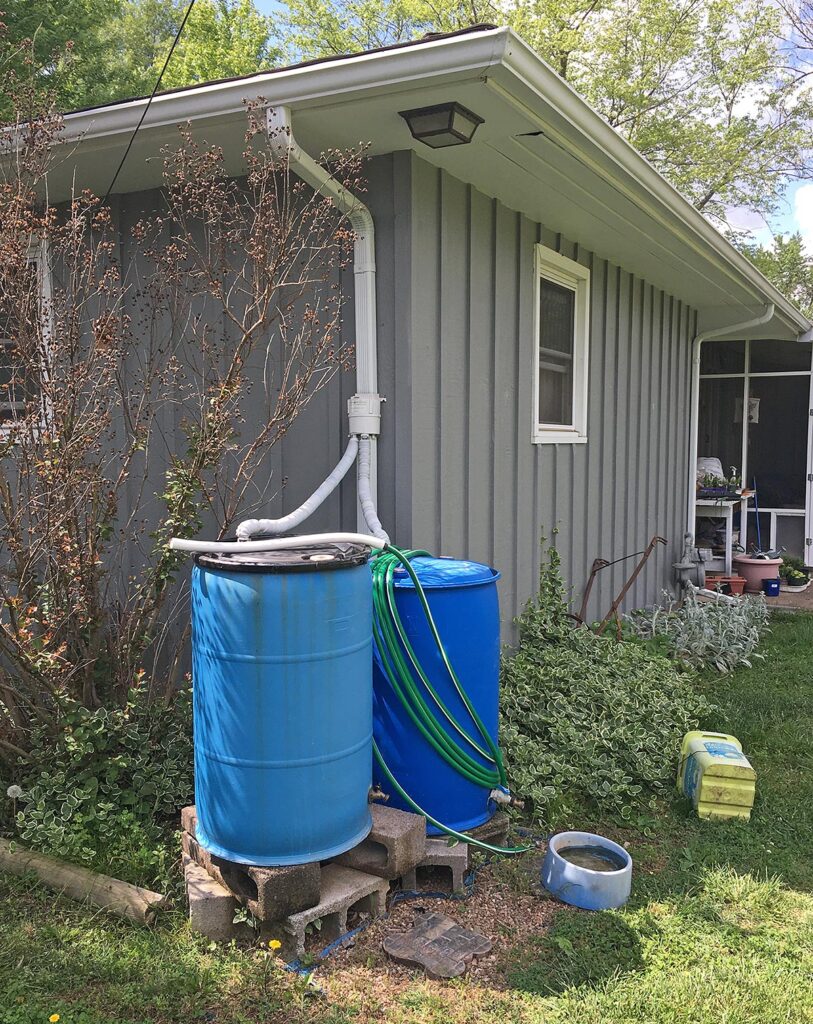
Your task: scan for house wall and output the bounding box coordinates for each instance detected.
[108,147,696,644]
[406,154,697,634]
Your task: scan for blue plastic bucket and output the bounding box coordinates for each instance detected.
[762,577,781,597]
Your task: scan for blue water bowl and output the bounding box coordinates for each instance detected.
[541,831,632,910]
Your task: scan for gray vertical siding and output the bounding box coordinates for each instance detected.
[407,155,695,634]
[110,147,695,645]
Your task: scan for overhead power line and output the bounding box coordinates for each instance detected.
[103,0,197,203]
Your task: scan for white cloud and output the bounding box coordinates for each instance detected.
[794,183,813,254]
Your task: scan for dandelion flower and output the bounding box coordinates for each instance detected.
[6,785,23,800]
[49,1015,60,1022]
[268,939,282,950]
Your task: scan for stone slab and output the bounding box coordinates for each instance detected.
[181,805,321,921]
[283,863,390,957]
[184,854,240,943]
[382,911,492,979]
[400,837,469,893]
[333,803,426,879]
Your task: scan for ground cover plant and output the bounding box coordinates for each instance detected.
[1,612,812,1023]
[500,544,711,823]
[627,591,771,673]
[4,688,193,887]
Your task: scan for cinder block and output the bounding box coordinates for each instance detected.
[333,803,426,879]
[283,863,390,957]
[400,837,469,893]
[184,854,240,942]
[181,806,321,921]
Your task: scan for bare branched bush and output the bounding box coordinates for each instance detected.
[0,77,359,761]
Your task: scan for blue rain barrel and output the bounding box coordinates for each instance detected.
[372,556,501,834]
[191,542,373,866]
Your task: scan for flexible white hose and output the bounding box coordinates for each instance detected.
[235,437,359,541]
[357,436,389,543]
[169,531,387,555]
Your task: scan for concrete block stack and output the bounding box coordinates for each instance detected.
[181,801,473,952]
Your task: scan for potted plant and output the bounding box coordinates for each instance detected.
[697,466,742,500]
[779,556,811,593]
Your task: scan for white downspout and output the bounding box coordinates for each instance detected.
[266,105,386,540]
[686,303,775,539]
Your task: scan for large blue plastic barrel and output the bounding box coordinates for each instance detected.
[372,556,501,834]
[191,543,373,866]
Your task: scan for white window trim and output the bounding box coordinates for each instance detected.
[0,240,52,438]
[532,245,590,445]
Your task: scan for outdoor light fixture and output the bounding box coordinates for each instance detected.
[398,102,484,149]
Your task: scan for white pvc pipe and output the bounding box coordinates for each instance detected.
[686,304,775,539]
[267,105,382,535]
[235,436,358,541]
[357,436,389,542]
[169,532,387,554]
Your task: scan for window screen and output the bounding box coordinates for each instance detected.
[0,261,40,423]
[538,278,575,426]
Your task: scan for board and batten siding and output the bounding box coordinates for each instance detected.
[406,154,696,634]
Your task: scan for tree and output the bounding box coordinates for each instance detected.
[1,0,280,113]
[276,0,813,225]
[741,233,813,319]
[0,0,122,113]
[0,61,358,760]
[153,0,279,89]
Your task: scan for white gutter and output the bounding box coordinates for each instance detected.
[686,304,775,539]
[266,105,386,539]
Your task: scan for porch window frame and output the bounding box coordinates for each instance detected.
[698,336,813,552]
[531,245,590,445]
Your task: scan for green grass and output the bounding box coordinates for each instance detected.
[1,612,812,1023]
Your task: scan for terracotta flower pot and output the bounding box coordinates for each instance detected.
[732,555,784,594]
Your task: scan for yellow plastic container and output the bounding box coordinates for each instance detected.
[677,731,756,821]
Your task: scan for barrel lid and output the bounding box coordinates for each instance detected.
[392,555,500,589]
[195,541,370,573]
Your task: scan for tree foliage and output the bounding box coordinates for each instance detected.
[741,233,813,320]
[0,0,278,113]
[0,63,359,761]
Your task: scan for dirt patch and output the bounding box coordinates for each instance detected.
[317,856,561,999]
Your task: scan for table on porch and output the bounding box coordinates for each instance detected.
[695,496,750,576]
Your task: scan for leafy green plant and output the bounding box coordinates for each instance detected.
[500,543,711,824]
[8,688,193,886]
[627,591,770,673]
[778,555,810,586]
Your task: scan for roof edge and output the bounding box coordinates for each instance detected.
[499,32,810,334]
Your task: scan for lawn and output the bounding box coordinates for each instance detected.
[1,612,812,1024]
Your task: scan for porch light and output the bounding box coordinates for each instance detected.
[398,102,484,148]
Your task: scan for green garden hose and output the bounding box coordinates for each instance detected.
[372,544,530,856]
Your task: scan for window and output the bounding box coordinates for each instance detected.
[532,246,589,444]
[0,249,49,430]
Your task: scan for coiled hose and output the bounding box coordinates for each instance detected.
[371,545,530,856]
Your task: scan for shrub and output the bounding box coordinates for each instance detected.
[627,591,770,673]
[7,688,193,886]
[500,544,711,824]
